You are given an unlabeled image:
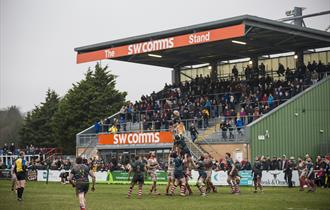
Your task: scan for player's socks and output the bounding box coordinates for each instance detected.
[17,187,22,199]
[229,184,234,193]
[127,187,133,198]
[138,187,142,198]
[186,184,193,195]
[21,187,24,198]
[80,206,85,210]
[165,185,169,194]
[170,185,176,194]
[211,183,217,192]
[180,185,185,196]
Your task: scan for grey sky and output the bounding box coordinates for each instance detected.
[0,0,329,112]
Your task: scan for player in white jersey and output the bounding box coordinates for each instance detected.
[165,151,175,195]
[11,162,17,192]
[147,152,160,195]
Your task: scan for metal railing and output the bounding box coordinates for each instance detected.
[0,154,42,167]
[76,134,98,148]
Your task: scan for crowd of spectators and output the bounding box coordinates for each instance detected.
[96,61,329,134]
[0,143,50,156]
[0,143,58,170]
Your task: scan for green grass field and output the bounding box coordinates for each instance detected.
[0,180,329,210]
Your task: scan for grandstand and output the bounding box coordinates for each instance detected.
[75,14,330,164]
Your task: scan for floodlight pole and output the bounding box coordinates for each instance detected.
[292,7,304,27]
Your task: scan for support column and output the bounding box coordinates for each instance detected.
[210,61,218,81]
[295,50,304,69]
[293,7,304,27]
[172,67,181,85]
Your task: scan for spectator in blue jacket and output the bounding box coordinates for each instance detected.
[235,117,244,136]
[268,94,274,108]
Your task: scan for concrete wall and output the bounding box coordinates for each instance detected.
[200,143,251,161]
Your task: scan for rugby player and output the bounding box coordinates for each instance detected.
[68,157,96,210]
[183,153,194,195]
[11,161,17,192]
[252,156,263,193]
[204,154,217,193]
[170,152,186,196]
[196,155,207,196]
[225,152,240,194]
[127,156,146,199]
[305,157,316,192]
[14,151,27,201]
[147,151,161,195]
[297,157,306,191]
[165,150,175,195]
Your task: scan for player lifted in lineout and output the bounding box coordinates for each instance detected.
[127,155,147,199]
[68,157,96,210]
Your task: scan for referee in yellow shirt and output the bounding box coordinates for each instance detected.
[14,151,27,201]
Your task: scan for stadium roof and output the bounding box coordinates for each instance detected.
[75,15,330,68]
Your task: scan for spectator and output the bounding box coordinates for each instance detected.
[277,63,285,76]
[232,65,239,79]
[259,63,266,77]
[227,119,235,139]
[94,120,101,133]
[3,143,8,155]
[311,70,318,85]
[9,143,15,155]
[284,157,295,188]
[189,123,199,143]
[235,117,244,136]
[109,124,118,134]
[268,94,274,108]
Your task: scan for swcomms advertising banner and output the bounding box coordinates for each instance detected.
[76,24,245,64]
[98,131,173,145]
[36,170,300,186]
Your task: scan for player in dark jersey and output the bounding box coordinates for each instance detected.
[14,152,27,201]
[305,157,316,192]
[127,156,146,199]
[170,152,186,196]
[225,152,240,194]
[69,157,96,210]
[196,155,207,196]
[173,135,190,158]
[252,156,263,193]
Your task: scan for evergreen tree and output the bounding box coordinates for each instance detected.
[52,63,126,154]
[19,89,60,147]
[0,106,23,146]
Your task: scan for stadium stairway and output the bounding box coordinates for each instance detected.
[184,135,206,159]
[195,118,221,143]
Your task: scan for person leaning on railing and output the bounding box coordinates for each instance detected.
[108,124,118,134]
